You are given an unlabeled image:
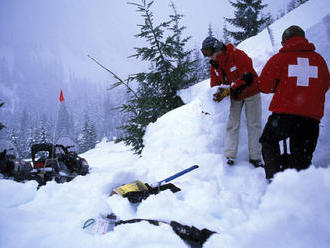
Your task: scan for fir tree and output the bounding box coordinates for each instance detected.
[225,0,271,45]
[78,118,90,153]
[0,100,5,131]
[56,102,74,142]
[192,48,210,82]
[222,20,232,44]
[111,0,197,154]
[297,0,309,4]
[287,0,298,12]
[17,110,31,158]
[37,115,52,144]
[7,128,19,154]
[288,0,309,13]
[207,24,213,37]
[27,124,38,154]
[78,114,98,153]
[276,8,286,20]
[88,121,98,150]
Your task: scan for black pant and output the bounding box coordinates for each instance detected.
[259,113,319,179]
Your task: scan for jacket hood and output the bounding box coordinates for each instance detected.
[280,37,315,53]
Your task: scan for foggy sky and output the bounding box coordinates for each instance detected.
[0,0,290,132]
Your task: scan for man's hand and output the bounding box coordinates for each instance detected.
[213,88,231,102]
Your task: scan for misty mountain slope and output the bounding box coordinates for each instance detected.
[0,0,295,134]
[0,0,330,247]
[0,0,147,137]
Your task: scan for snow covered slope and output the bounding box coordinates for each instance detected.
[238,0,330,73]
[0,0,329,247]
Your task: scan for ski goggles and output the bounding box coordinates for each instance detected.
[200,48,214,57]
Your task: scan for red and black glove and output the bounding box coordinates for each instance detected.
[231,72,254,99]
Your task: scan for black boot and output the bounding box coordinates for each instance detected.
[249,159,264,168]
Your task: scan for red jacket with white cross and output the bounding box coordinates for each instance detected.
[259,37,330,121]
[210,44,259,101]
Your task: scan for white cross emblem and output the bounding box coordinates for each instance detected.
[288,57,318,87]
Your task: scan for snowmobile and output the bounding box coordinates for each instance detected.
[30,143,89,185]
[0,146,33,182]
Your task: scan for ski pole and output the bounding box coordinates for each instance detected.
[151,165,199,188]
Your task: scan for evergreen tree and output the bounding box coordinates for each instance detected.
[297,0,309,4]
[27,124,38,154]
[56,102,74,141]
[207,24,213,37]
[78,118,90,153]
[192,48,210,82]
[222,20,232,44]
[17,110,31,158]
[0,100,5,131]
[37,115,52,144]
[190,24,214,82]
[78,113,98,153]
[288,0,309,13]
[276,8,286,20]
[88,121,98,150]
[287,0,298,12]
[225,0,271,45]
[112,0,197,154]
[7,128,19,154]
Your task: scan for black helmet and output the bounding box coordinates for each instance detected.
[281,25,305,45]
[201,36,224,57]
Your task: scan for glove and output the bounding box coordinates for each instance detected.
[241,72,254,85]
[213,87,230,102]
[231,79,246,91]
[231,72,255,99]
[231,80,245,100]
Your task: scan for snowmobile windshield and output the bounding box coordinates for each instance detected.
[56,136,79,153]
[55,146,65,157]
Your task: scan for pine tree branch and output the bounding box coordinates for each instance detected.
[143,2,172,78]
[87,54,138,99]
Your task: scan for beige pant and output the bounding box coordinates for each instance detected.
[224,93,262,160]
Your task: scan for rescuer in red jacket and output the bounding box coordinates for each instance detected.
[201,37,262,167]
[259,25,330,180]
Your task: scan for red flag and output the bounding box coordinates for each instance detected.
[59,89,65,102]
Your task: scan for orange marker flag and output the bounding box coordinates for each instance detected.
[59,89,65,102]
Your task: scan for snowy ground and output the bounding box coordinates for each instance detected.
[1,0,330,247]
